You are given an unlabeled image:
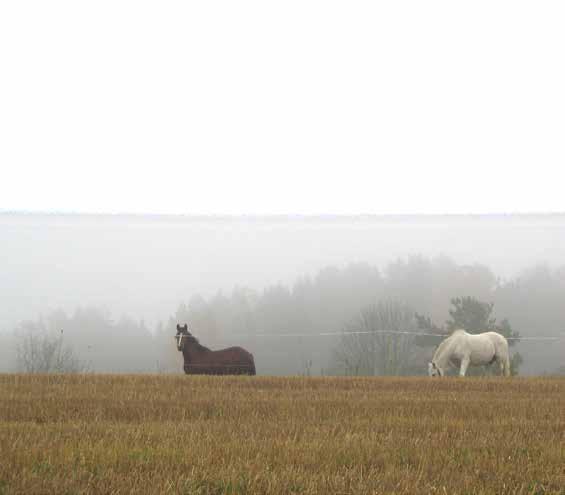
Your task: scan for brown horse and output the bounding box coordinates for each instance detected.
[175,324,256,375]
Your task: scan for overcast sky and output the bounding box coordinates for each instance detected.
[1,1,564,215]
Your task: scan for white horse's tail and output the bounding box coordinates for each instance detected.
[503,354,511,377]
[499,337,511,376]
[491,332,511,377]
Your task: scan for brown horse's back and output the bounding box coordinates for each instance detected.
[184,345,256,375]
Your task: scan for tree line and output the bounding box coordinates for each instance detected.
[4,256,565,375]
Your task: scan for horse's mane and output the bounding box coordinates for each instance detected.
[433,329,465,360]
[433,336,451,359]
[185,334,212,353]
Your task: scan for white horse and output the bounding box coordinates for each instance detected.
[428,329,511,377]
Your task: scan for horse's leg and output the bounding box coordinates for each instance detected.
[459,357,470,377]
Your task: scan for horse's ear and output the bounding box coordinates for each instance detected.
[183,324,188,331]
[176,324,180,331]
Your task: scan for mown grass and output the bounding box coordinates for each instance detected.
[0,374,563,494]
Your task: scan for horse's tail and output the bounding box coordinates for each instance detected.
[504,353,511,377]
[500,337,511,377]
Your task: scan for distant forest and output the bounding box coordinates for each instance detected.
[1,255,564,375]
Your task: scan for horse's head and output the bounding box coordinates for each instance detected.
[175,323,192,352]
[428,361,444,377]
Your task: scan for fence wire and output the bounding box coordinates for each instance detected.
[216,329,564,341]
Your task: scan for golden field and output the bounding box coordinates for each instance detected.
[0,374,563,494]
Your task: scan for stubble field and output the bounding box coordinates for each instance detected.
[0,374,563,494]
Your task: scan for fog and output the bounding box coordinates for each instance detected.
[1,212,564,375]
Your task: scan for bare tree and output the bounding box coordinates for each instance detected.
[332,300,419,376]
[15,321,86,373]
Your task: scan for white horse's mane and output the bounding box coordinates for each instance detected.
[432,329,464,361]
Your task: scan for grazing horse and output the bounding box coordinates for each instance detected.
[428,329,511,377]
[175,324,256,375]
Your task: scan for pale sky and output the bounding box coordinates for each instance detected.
[1,1,564,215]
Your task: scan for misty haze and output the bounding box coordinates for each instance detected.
[1,212,564,376]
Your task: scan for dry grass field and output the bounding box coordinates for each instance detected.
[0,375,563,495]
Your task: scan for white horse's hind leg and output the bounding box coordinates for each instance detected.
[459,357,470,376]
